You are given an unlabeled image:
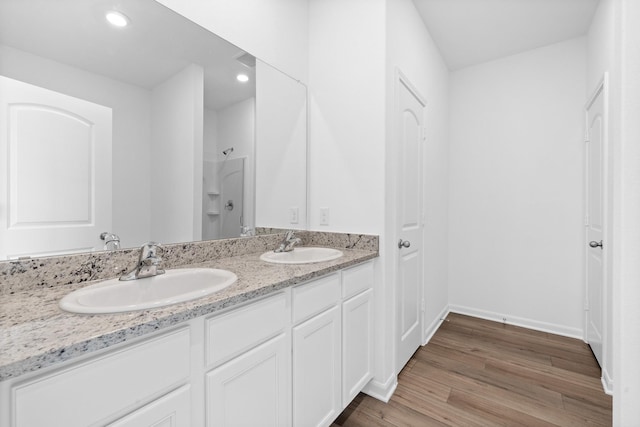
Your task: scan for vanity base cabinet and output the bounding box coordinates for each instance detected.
[292,306,342,427]
[206,333,290,427]
[1,260,376,427]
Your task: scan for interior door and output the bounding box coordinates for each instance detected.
[585,77,606,368]
[396,75,425,374]
[0,76,112,259]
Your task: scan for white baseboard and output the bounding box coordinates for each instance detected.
[361,374,397,403]
[602,368,613,395]
[423,305,449,345]
[449,304,584,340]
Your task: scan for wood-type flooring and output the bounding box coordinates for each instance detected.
[333,313,612,427]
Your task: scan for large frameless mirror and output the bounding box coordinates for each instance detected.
[0,0,307,260]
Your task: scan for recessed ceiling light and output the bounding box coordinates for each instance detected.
[106,11,129,27]
[236,74,249,83]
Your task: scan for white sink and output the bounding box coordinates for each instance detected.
[260,247,343,264]
[59,268,237,314]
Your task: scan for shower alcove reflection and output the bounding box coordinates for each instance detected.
[203,156,247,240]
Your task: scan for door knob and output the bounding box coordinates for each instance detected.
[398,239,411,249]
[589,240,603,249]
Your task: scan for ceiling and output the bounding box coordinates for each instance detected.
[0,0,255,110]
[412,0,600,70]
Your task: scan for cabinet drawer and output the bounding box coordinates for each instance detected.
[292,273,340,324]
[342,261,374,299]
[206,292,287,368]
[13,327,190,427]
[109,385,191,427]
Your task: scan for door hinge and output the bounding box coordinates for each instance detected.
[422,127,427,142]
[584,129,590,143]
[584,214,589,227]
[421,299,425,312]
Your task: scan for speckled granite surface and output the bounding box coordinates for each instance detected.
[0,232,378,381]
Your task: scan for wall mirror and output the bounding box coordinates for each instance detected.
[0,0,307,260]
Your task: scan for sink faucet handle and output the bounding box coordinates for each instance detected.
[139,242,163,264]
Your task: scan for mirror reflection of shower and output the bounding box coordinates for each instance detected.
[202,147,249,240]
[201,93,255,241]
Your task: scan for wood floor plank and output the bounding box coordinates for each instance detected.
[443,316,599,368]
[336,313,612,427]
[446,388,558,427]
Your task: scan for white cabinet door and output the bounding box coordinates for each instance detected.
[292,306,341,427]
[342,289,374,407]
[206,333,290,427]
[108,386,191,427]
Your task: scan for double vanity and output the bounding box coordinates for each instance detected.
[0,231,378,427]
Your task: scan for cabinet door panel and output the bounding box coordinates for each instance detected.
[206,334,290,427]
[108,385,190,427]
[293,306,341,427]
[342,289,374,406]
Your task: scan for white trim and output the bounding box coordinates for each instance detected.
[602,367,613,396]
[361,374,397,403]
[422,305,449,345]
[449,304,583,340]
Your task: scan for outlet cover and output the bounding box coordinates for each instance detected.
[289,207,299,224]
[320,207,330,226]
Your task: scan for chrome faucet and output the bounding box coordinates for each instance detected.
[100,232,121,251]
[274,230,302,253]
[120,242,165,281]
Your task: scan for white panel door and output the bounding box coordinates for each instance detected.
[0,76,112,259]
[585,78,606,368]
[396,75,425,374]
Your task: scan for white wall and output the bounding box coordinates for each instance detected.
[155,0,308,83]
[203,109,219,163]
[150,64,204,244]
[387,0,450,338]
[374,0,450,398]
[203,109,219,240]
[614,0,640,419]
[255,60,307,230]
[307,0,386,234]
[307,0,388,398]
[0,44,151,248]
[591,0,640,421]
[448,37,587,337]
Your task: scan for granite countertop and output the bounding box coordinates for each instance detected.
[0,247,377,381]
